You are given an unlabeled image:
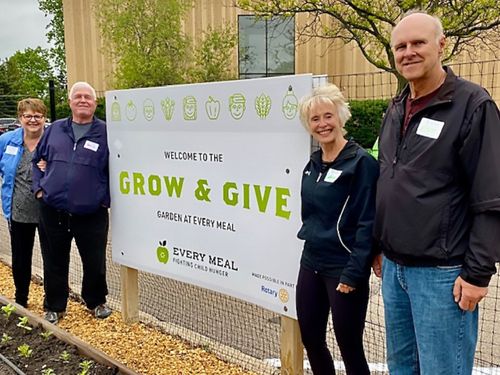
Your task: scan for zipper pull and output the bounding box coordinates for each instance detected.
[73,142,77,151]
[316,172,322,182]
[391,156,397,178]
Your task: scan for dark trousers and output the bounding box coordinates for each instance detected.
[38,201,109,312]
[296,266,370,375]
[9,220,38,307]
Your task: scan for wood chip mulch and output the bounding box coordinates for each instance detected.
[0,262,257,375]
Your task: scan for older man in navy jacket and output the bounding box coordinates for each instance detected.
[33,81,111,324]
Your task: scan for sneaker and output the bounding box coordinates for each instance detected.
[93,304,112,319]
[45,311,65,324]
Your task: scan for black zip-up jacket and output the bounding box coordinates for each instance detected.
[298,140,379,287]
[374,67,500,287]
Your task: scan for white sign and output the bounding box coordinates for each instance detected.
[106,75,312,318]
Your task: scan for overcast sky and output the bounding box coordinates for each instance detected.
[0,0,52,61]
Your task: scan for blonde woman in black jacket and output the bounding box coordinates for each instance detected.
[296,84,378,375]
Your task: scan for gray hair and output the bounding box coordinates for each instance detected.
[69,81,97,100]
[299,83,351,134]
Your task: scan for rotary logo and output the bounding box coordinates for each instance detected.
[278,288,289,303]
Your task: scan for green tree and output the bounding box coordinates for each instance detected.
[2,48,55,97]
[95,0,238,88]
[38,0,68,120]
[190,25,238,83]
[237,0,500,90]
[95,0,192,88]
[0,48,58,117]
[38,0,66,79]
[0,61,11,95]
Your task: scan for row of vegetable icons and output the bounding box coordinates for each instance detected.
[110,86,299,122]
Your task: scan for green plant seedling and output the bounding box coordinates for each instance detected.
[41,367,56,375]
[1,304,16,319]
[40,330,53,340]
[1,333,12,343]
[59,350,71,363]
[17,316,32,331]
[17,343,33,358]
[78,359,93,375]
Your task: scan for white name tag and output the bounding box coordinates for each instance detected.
[324,168,342,183]
[5,145,18,156]
[84,140,99,152]
[416,117,445,139]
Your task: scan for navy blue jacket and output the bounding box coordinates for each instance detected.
[298,141,379,287]
[32,117,110,214]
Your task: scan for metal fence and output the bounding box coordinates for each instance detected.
[0,59,499,374]
[329,59,500,103]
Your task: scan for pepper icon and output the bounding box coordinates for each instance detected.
[205,96,221,120]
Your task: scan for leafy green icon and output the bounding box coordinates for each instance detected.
[282,85,298,120]
[111,101,121,121]
[229,93,246,120]
[205,96,221,120]
[143,99,155,121]
[183,96,197,120]
[125,100,137,121]
[255,93,272,119]
[161,98,175,121]
[157,240,169,264]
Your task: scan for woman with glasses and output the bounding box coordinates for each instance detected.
[0,98,47,307]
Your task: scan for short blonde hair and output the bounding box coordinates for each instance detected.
[17,98,47,118]
[299,84,351,134]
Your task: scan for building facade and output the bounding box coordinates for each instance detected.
[62,0,499,101]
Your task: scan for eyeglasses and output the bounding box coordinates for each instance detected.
[22,114,44,121]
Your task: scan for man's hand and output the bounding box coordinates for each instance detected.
[35,190,43,199]
[372,254,383,278]
[336,283,355,294]
[453,276,488,312]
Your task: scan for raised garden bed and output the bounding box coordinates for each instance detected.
[0,297,138,375]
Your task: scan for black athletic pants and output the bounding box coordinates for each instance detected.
[296,266,370,375]
[9,220,38,307]
[38,200,109,312]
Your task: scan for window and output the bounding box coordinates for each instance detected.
[238,15,295,79]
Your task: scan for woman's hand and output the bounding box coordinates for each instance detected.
[336,283,355,293]
[37,159,47,172]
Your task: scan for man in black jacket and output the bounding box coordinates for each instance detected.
[373,11,500,374]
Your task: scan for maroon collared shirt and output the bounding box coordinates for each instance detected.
[402,87,441,136]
